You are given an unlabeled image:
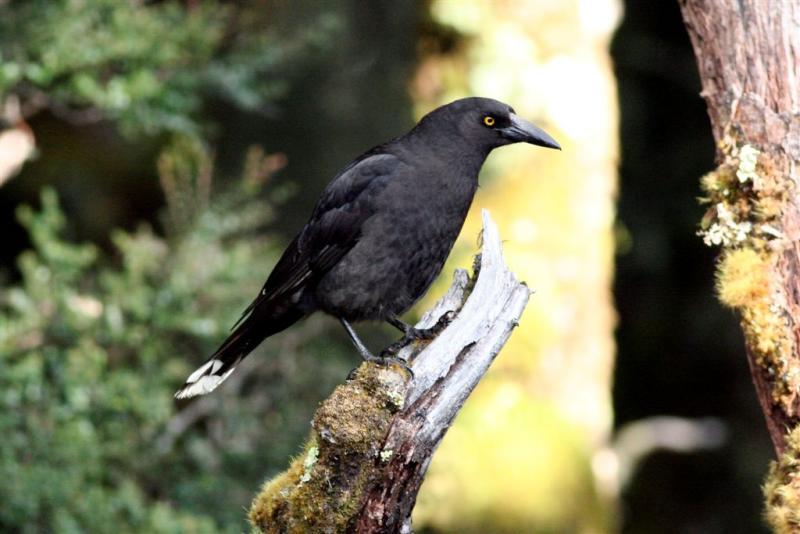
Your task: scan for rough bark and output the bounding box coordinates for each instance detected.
[679,0,800,456]
[679,5,800,529]
[249,210,531,533]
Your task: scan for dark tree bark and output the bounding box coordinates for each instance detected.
[680,0,800,458]
[248,211,531,533]
[679,1,800,529]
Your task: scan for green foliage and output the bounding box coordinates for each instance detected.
[0,0,337,136]
[0,150,350,530]
[0,2,351,529]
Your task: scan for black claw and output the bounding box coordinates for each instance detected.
[432,310,456,331]
[346,367,360,381]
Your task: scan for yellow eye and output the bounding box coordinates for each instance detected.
[483,116,495,127]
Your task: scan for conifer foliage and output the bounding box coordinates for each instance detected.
[0,2,346,531]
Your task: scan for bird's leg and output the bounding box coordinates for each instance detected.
[340,318,374,361]
[386,314,411,334]
[340,318,413,377]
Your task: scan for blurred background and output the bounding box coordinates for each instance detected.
[0,1,774,532]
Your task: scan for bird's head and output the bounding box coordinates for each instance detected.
[417,97,561,153]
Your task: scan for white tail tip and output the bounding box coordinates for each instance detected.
[174,359,235,399]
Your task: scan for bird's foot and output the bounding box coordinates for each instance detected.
[380,310,456,366]
[392,310,456,345]
[408,310,456,340]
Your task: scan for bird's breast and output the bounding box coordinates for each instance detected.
[313,171,478,321]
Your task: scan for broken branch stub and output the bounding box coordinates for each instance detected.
[249,210,531,533]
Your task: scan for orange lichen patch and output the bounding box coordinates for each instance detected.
[716,249,771,309]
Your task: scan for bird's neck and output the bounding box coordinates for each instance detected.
[401,130,491,179]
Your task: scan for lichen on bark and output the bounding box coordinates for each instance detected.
[679,1,800,459]
[699,137,798,412]
[764,425,800,533]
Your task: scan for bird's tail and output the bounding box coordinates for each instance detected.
[174,305,305,399]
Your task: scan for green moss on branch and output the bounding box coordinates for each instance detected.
[248,363,410,533]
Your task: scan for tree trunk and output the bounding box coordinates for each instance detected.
[679,1,800,529]
[248,211,531,533]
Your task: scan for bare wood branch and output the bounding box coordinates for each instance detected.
[248,210,531,533]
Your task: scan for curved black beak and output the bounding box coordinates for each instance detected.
[500,113,561,150]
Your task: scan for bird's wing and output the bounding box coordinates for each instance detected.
[231,151,399,327]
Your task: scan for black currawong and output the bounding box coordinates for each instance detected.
[175,97,560,399]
